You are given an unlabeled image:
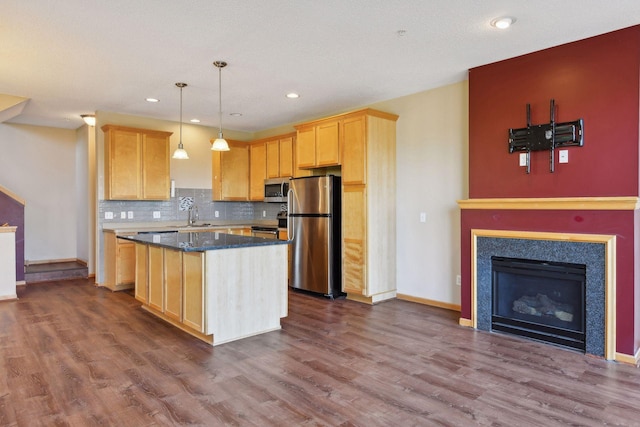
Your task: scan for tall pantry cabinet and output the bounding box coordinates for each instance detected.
[340,109,398,304]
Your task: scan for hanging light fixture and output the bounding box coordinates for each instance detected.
[211,60,230,151]
[172,82,189,160]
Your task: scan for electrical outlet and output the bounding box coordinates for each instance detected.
[215,210,219,218]
[153,211,161,219]
[127,211,134,219]
[120,212,126,219]
[263,210,266,218]
[105,212,113,219]
[559,149,569,164]
[519,153,528,167]
[419,212,426,223]
[456,275,461,286]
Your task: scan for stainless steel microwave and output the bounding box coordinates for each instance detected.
[264,177,290,203]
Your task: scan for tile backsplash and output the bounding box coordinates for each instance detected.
[98,188,282,225]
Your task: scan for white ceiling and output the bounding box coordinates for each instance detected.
[1,1,639,132]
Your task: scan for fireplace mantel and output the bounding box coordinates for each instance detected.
[457,196,640,211]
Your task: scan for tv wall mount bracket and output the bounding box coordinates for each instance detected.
[508,99,583,173]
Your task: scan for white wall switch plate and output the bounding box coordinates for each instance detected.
[456,275,461,286]
[559,149,569,163]
[519,152,528,167]
[215,210,219,218]
[419,212,426,223]
[153,211,161,219]
[127,211,134,219]
[263,210,266,217]
[120,212,126,219]
[105,212,113,219]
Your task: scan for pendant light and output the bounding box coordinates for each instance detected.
[172,82,189,159]
[211,60,230,151]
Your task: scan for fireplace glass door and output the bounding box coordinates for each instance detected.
[491,256,586,352]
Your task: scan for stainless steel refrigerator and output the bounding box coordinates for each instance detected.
[288,175,342,297]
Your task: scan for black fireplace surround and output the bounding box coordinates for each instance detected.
[491,256,586,352]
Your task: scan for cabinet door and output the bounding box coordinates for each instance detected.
[107,128,141,199]
[117,241,136,285]
[183,252,205,333]
[342,185,366,295]
[141,132,170,200]
[342,115,366,185]
[316,120,340,166]
[164,249,182,321]
[148,246,164,312]
[296,127,316,169]
[266,139,280,179]
[249,142,267,200]
[134,243,148,303]
[278,137,294,177]
[215,142,249,201]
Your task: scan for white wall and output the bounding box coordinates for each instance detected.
[0,123,78,263]
[373,81,469,306]
[75,124,96,274]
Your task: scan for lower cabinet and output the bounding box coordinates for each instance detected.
[104,231,136,291]
[182,252,205,333]
[148,245,164,312]
[134,245,206,335]
[134,243,148,303]
[164,249,183,321]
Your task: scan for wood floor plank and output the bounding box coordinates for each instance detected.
[1,280,640,425]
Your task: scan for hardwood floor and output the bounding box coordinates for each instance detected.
[1,279,639,426]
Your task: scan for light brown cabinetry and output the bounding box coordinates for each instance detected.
[102,124,172,200]
[164,249,183,321]
[294,120,341,169]
[136,244,205,334]
[134,243,148,303]
[212,140,249,201]
[182,252,205,333]
[148,245,164,312]
[104,231,136,291]
[340,109,398,303]
[265,134,295,178]
[249,142,267,201]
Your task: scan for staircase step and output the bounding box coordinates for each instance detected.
[25,261,88,283]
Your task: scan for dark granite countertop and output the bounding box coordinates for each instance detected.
[118,231,290,252]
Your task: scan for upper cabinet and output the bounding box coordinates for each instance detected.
[294,120,340,169]
[212,140,249,201]
[102,124,172,200]
[266,134,295,179]
[249,142,267,201]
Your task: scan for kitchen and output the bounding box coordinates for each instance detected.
[96,107,397,344]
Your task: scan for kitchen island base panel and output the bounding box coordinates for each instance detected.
[205,245,288,345]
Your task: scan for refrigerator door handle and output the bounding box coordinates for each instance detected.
[287,188,294,241]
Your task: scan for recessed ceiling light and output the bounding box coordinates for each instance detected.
[491,16,516,29]
[286,93,300,99]
[229,112,243,117]
[190,119,200,123]
[146,97,160,103]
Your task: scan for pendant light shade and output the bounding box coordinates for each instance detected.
[172,82,189,160]
[211,61,230,151]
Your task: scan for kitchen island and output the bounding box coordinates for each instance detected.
[120,231,289,346]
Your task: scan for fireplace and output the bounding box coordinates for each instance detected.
[468,229,614,359]
[491,256,586,352]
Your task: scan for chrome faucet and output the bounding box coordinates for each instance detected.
[188,205,199,225]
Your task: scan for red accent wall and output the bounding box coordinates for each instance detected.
[469,26,640,198]
[463,26,640,356]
